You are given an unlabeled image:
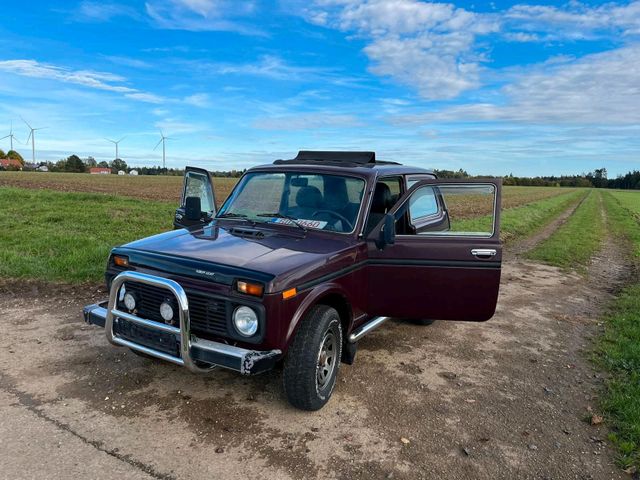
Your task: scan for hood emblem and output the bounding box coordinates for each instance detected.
[196,269,216,278]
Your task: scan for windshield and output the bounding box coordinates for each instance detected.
[217,171,366,233]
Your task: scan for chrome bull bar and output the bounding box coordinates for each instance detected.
[93,270,280,375]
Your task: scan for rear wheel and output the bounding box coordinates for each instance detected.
[409,319,436,326]
[283,305,343,411]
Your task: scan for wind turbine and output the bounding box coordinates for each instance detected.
[22,117,47,163]
[1,121,17,151]
[106,137,125,160]
[153,130,171,169]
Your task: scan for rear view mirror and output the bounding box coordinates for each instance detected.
[185,196,202,221]
[291,177,309,187]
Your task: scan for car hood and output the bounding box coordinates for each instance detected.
[116,223,357,292]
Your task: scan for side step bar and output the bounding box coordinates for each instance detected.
[348,316,390,343]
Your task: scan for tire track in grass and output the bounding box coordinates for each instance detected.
[526,190,605,271]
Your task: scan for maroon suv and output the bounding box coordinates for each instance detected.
[83,151,502,410]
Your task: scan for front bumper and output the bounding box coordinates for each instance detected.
[83,271,280,375]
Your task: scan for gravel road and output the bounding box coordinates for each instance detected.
[0,239,630,479]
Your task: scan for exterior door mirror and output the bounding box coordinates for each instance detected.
[174,166,216,229]
[185,196,202,221]
[375,213,396,249]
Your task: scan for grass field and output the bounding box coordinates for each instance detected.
[0,171,237,204]
[526,190,604,270]
[0,178,585,283]
[0,188,174,283]
[596,191,640,470]
[0,171,570,209]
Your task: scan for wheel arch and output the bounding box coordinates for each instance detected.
[285,283,354,347]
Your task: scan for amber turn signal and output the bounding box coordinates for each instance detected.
[113,255,129,267]
[237,281,264,297]
[282,288,297,300]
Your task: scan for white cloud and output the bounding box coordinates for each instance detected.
[504,1,640,40]
[253,112,361,130]
[125,92,165,103]
[0,60,132,93]
[0,59,164,104]
[211,55,334,81]
[145,0,265,35]
[392,45,640,125]
[298,0,640,100]
[183,93,213,107]
[299,0,498,100]
[74,1,140,22]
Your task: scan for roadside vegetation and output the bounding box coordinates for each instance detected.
[596,191,640,470]
[526,190,605,270]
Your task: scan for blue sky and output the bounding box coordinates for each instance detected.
[0,0,638,176]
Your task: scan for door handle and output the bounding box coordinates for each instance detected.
[471,248,497,259]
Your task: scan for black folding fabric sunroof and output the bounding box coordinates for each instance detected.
[275,150,376,165]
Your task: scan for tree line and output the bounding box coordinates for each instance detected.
[434,167,640,190]
[3,154,245,177]
[2,153,638,188]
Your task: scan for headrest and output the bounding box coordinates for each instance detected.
[371,183,392,212]
[296,186,323,208]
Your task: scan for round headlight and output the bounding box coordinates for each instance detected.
[123,292,136,311]
[160,301,174,323]
[233,306,258,337]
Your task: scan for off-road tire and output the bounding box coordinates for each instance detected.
[283,305,343,411]
[409,319,436,326]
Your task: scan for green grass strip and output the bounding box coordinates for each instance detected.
[0,187,175,283]
[455,189,587,243]
[595,191,640,470]
[526,190,604,270]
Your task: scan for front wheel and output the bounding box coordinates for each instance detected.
[283,305,343,411]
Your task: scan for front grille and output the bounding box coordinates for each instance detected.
[119,282,228,338]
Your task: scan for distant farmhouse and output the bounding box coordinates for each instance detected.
[90,167,111,175]
[0,158,23,170]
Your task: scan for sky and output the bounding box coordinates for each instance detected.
[0,0,639,177]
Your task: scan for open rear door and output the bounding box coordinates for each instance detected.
[365,178,502,322]
[174,167,217,229]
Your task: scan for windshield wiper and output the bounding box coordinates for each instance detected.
[217,212,248,218]
[215,212,255,225]
[256,213,307,232]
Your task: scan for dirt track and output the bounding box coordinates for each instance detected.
[0,226,632,479]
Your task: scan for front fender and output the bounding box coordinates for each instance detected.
[285,283,352,345]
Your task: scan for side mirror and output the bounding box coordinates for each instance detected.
[375,213,396,249]
[185,196,202,221]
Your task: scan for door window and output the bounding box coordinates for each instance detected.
[408,187,438,220]
[406,183,497,237]
[183,171,215,214]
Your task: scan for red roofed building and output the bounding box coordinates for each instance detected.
[90,167,111,175]
[0,158,23,169]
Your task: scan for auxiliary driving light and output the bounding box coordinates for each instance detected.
[233,306,258,337]
[160,301,174,323]
[123,292,137,311]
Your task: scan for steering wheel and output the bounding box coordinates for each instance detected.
[311,210,353,231]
